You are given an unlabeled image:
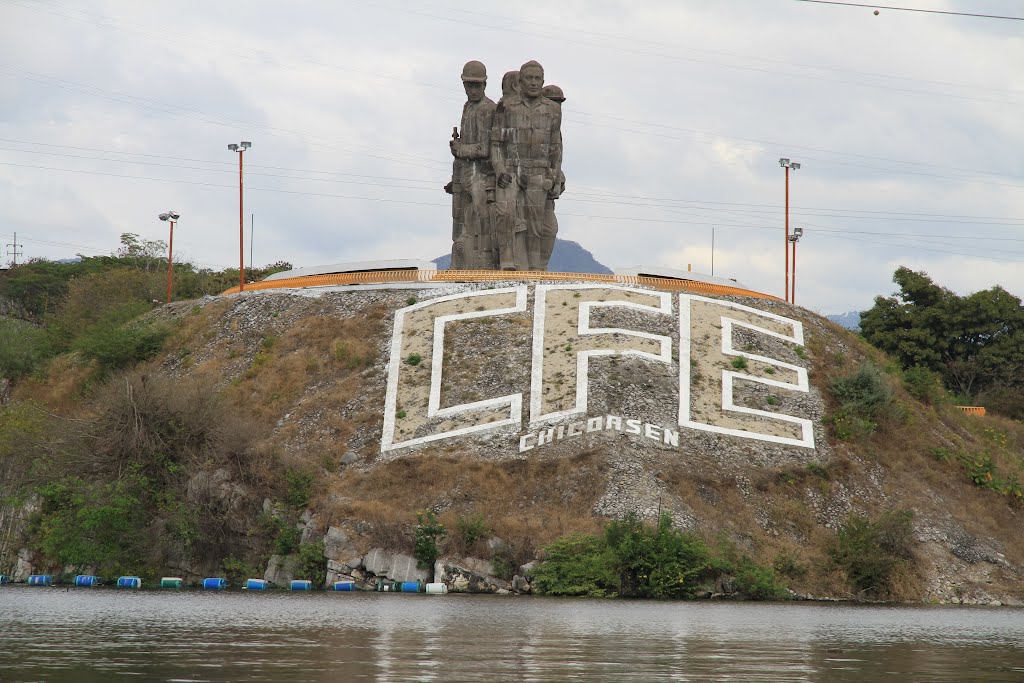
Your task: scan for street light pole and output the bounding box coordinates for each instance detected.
[158,211,180,304]
[711,226,715,277]
[779,158,800,303]
[228,141,252,291]
[789,227,804,306]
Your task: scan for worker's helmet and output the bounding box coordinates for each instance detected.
[461,60,487,82]
[542,85,565,102]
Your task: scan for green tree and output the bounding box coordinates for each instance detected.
[860,267,1024,404]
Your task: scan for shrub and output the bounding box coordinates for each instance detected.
[532,514,719,599]
[902,365,947,405]
[730,356,748,370]
[455,513,489,551]
[530,533,616,597]
[34,471,148,575]
[285,470,314,509]
[829,510,915,596]
[72,306,170,373]
[405,353,422,366]
[733,558,785,599]
[830,363,893,417]
[295,541,327,587]
[414,510,446,570]
[0,317,50,378]
[222,556,260,587]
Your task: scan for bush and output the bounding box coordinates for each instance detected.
[532,514,722,599]
[295,541,327,587]
[72,306,169,373]
[0,317,50,378]
[455,513,489,552]
[530,533,617,597]
[830,363,893,417]
[222,556,260,587]
[285,470,313,509]
[414,510,446,570]
[34,471,148,575]
[829,510,915,596]
[733,557,785,600]
[902,365,947,405]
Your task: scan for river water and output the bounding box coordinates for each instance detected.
[1,587,1023,682]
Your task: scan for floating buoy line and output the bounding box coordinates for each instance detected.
[6,574,448,594]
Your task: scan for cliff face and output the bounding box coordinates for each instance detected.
[3,282,1022,604]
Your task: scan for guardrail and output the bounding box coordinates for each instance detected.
[220,270,778,300]
[955,406,987,416]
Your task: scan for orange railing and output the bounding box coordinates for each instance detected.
[956,406,987,416]
[221,270,778,299]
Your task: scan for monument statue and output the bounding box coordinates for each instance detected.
[539,84,566,271]
[446,60,496,269]
[490,60,563,271]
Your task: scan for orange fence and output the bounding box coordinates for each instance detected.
[956,406,987,416]
[221,270,779,300]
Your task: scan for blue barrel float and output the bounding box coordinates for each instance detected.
[202,578,228,590]
[160,577,183,589]
[117,576,142,589]
[74,575,100,587]
[245,578,269,591]
[0,574,10,585]
[332,581,356,592]
[290,579,313,591]
[400,581,422,593]
[28,575,53,586]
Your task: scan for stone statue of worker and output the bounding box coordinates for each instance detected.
[490,60,562,271]
[446,60,496,269]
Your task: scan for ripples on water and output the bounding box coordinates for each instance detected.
[2,588,1023,682]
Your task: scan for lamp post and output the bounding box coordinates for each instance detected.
[779,158,800,303]
[228,141,252,291]
[158,211,180,304]
[789,227,804,305]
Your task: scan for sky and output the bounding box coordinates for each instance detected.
[0,0,1022,315]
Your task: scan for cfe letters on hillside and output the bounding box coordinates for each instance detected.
[381,285,814,455]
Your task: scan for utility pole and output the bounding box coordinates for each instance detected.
[5,232,22,266]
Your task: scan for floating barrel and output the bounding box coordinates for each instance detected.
[0,575,10,585]
[160,577,183,589]
[202,578,228,590]
[28,575,53,586]
[117,576,142,589]
[246,578,269,591]
[290,579,313,591]
[332,581,356,592]
[400,581,422,593]
[425,582,448,595]
[74,575,100,587]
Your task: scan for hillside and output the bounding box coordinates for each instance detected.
[2,281,1023,604]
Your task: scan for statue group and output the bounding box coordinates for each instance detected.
[446,60,565,271]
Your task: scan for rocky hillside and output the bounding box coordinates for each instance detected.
[2,281,1023,604]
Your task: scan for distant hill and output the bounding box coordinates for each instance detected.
[434,239,612,274]
[827,311,862,331]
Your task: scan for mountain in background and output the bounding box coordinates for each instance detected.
[827,311,862,331]
[434,239,612,274]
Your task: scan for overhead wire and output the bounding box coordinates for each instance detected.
[792,1,1024,21]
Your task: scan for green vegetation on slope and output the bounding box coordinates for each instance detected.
[861,266,1024,418]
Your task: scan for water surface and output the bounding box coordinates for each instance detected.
[2,587,1023,682]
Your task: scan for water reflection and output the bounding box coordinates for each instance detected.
[1,588,1023,682]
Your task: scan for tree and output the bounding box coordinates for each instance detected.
[860,267,1024,404]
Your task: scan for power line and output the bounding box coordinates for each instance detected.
[793,1,1024,21]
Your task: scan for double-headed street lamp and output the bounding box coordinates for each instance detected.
[789,227,804,305]
[779,158,801,304]
[228,141,252,291]
[158,211,180,304]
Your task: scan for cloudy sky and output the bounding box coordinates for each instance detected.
[1,0,1021,314]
